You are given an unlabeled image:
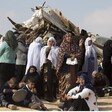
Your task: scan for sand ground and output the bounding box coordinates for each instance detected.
[0,95,112,111]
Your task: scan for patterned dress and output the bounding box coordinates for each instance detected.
[56,33,81,102]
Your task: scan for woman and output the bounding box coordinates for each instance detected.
[78,38,85,72]
[56,33,81,102]
[83,37,98,80]
[20,65,41,98]
[0,30,18,85]
[15,34,28,82]
[25,37,43,74]
[40,37,59,102]
[62,73,98,111]
[102,39,112,86]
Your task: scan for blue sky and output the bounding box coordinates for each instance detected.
[0,0,112,38]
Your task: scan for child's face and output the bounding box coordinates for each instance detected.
[27,82,35,89]
[29,67,36,73]
[9,82,16,88]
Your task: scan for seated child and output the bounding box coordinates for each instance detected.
[21,78,48,110]
[19,66,42,98]
[0,77,18,110]
[92,71,109,97]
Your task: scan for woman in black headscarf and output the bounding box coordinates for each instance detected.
[102,39,112,86]
[0,30,18,86]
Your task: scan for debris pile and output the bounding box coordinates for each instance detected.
[7,2,80,44]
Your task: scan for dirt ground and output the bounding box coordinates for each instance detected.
[0,95,112,111]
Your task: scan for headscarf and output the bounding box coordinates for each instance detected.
[0,34,2,38]
[4,30,18,50]
[27,65,37,75]
[104,39,112,52]
[80,29,87,37]
[40,37,58,68]
[35,36,43,45]
[47,36,56,46]
[85,37,92,49]
[17,34,27,45]
[103,39,112,62]
[56,33,80,74]
[79,73,95,92]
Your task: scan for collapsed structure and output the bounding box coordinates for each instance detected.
[7,2,80,44]
[7,2,110,60]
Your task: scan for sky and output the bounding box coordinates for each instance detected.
[0,0,112,38]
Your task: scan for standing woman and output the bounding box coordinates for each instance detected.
[25,37,43,74]
[15,34,28,82]
[0,30,18,85]
[78,38,85,72]
[56,33,81,102]
[40,37,59,102]
[82,38,98,80]
[102,40,112,86]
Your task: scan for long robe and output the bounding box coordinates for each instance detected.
[83,38,98,80]
[56,33,81,102]
[25,37,42,74]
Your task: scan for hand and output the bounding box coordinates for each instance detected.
[70,54,75,61]
[71,56,75,61]
[19,82,26,88]
[64,94,68,99]
[3,89,7,93]
[31,88,37,94]
[12,89,18,93]
[66,96,73,100]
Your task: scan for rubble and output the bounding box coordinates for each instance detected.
[7,2,112,59]
[7,2,80,44]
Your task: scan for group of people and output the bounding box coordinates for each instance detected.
[0,29,111,111]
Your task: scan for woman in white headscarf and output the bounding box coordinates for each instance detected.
[25,37,43,74]
[40,37,59,102]
[82,38,98,80]
[40,37,58,68]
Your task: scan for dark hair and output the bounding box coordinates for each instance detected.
[80,29,87,36]
[27,65,37,74]
[8,77,17,84]
[77,71,88,76]
[0,34,2,38]
[26,78,36,84]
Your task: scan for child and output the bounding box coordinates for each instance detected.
[19,66,42,98]
[0,77,18,110]
[92,71,109,97]
[21,78,48,110]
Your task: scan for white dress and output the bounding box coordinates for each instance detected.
[67,86,99,111]
[40,46,59,69]
[25,37,43,74]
